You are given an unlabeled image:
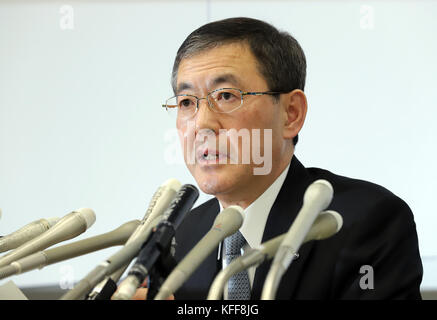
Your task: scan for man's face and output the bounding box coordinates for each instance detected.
[175,43,289,203]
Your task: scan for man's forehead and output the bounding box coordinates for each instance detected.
[175,43,261,94]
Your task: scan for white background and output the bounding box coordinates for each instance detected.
[1,0,436,292]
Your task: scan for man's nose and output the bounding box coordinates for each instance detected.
[194,98,220,135]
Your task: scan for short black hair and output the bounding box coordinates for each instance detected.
[172,17,307,146]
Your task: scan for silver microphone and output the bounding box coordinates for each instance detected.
[86,178,183,300]
[261,179,334,300]
[106,179,183,284]
[60,178,181,300]
[207,210,342,300]
[154,205,244,300]
[0,217,60,253]
[0,220,140,280]
[0,208,95,268]
[111,184,199,300]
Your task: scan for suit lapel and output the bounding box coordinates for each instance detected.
[192,199,222,298]
[174,197,222,299]
[180,155,317,299]
[251,155,317,299]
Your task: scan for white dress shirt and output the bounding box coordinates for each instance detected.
[219,162,291,299]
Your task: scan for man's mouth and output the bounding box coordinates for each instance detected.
[196,147,228,164]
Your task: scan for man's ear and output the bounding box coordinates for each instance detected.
[282,89,308,141]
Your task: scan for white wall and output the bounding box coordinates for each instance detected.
[0,0,436,291]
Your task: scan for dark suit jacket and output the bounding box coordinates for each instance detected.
[173,155,423,299]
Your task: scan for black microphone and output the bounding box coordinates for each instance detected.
[111,184,199,300]
[154,205,244,300]
[61,179,181,300]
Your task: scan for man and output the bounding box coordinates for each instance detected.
[164,17,422,300]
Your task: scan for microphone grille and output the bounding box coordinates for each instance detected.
[76,208,96,229]
[213,205,244,235]
[327,210,343,232]
[304,179,334,209]
[312,179,334,193]
[226,205,244,216]
[161,178,182,192]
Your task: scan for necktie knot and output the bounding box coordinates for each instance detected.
[224,230,247,257]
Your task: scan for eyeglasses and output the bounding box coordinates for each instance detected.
[162,87,288,119]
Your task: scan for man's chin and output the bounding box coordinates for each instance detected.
[195,176,228,196]
[190,168,231,196]
[190,164,253,198]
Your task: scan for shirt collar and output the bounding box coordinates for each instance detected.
[218,162,291,249]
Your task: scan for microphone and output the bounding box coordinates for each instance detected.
[0,208,96,268]
[154,205,244,300]
[261,179,334,300]
[60,178,181,300]
[0,220,140,280]
[0,217,60,253]
[207,210,342,300]
[86,178,183,300]
[111,184,199,300]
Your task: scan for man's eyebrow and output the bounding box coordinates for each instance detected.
[176,82,193,94]
[210,74,241,88]
[176,74,242,95]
